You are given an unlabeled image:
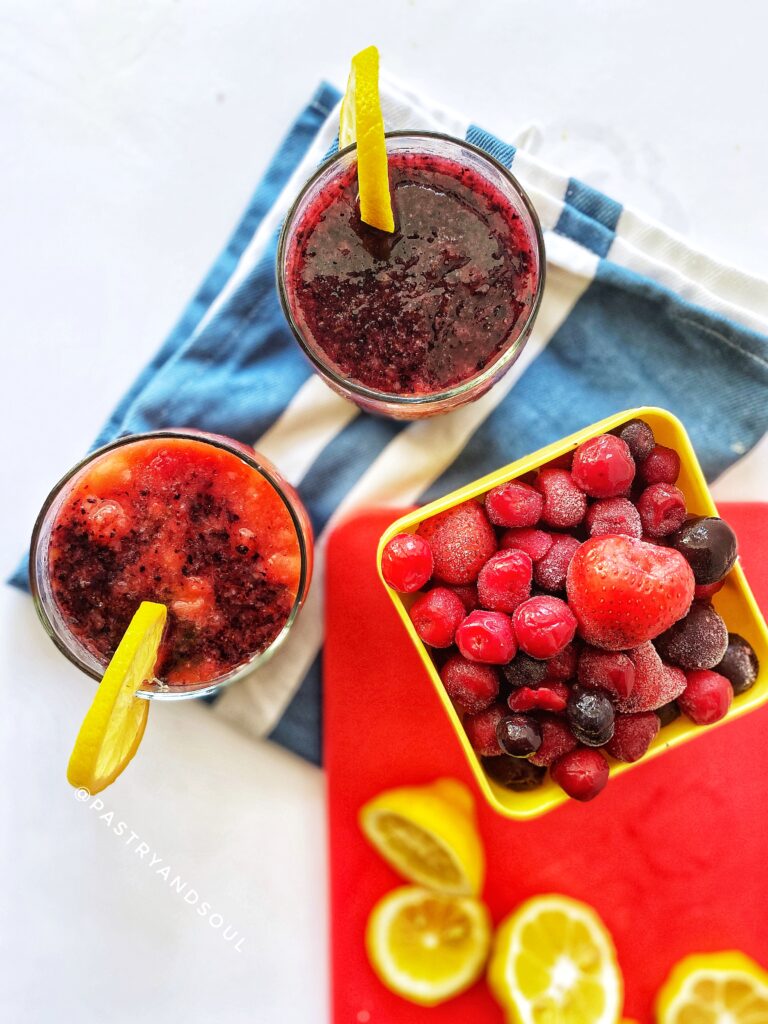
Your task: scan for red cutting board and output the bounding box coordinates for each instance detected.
[325,504,768,1024]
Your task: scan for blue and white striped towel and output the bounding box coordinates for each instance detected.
[16,77,768,764]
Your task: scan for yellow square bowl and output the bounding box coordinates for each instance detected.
[377,407,768,820]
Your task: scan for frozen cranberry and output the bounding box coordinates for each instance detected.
[679,669,733,724]
[639,444,681,484]
[616,418,655,461]
[535,469,587,529]
[456,609,517,664]
[513,596,577,660]
[545,641,578,681]
[605,711,660,762]
[416,501,496,584]
[447,584,479,612]
[551,747,610,802]
[578,647,635,701]
[534,534,581,592]
[572,434,635,498]
[694,579,725,601]
[500,527,553,562]
[507,682,569,713]
[463,702,506,755]
[482,755,546,790]
[477,549,533,613]
[502,652,548,689]
[496,714,542,757]
[484,480,544,528]
[655,602,728,670]
[567,686,615,746]
[529,714,579,767]
[670,516,738,585]
[440,653,500,713]
[409,587,465,648]
[715,633,759,695]
[381,532,433,592]
[637,483,687,537]
[585,497,642,539]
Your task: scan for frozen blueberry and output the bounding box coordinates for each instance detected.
[715,633,759,695]
[566,686,615,747]
[496,714,543,757]
[671,516,738,585]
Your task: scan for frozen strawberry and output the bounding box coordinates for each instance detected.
[566,535,695,650]
[417,500,496,585]
[571,434,635,498]
[605,711,660,762]
[507,682,569,713]
[381,532,433,592]
[679,669,733,724]
[529,714,579,767]
[655,602,728,670]
[440,653,500,712]
[463,702,506,755]
[535,469,587,529]
[409,587,466,648]
[577,647,635,701]
[585,497,642,539]
[534,533,581,592]
[455,609,517,664]
[484,480,544,528]
[513,595,577,659]
[545,641,578,682]
[500,527,553,562]
[477,549,532,613]
[616,642,687,712]
[551,747,610,802]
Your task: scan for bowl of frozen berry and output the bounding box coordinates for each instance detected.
[377,407,768,819]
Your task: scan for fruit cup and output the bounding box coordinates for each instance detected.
[377,407,768,819]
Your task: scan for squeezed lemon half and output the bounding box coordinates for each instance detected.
[655,950,768,1024]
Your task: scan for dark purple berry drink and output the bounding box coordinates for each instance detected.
[278,133,544,418]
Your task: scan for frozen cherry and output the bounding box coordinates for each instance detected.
[507,682,569,713]
[679,669,733,724]
[654,602,728,670]
[715,633,759,695]
[513,596,577,659]
[502,652,548,689]
[463,702,506,755]
[551,747,610,802]
[637,483,687,537]
[577,647,635,701]
[616,418,655,461]
[639,444,681,484]
[496,714,542,757]
[381,532,433,592]
[477,549,533,614]
[455,609,517,664]
[571,434,635,498]
[529,714,579,767]
[566,686,615,746]
[440,653,499,713]
[484,480,544,528]
[535,469,587,529]
[670,516,738,585]
[409,587,465,648]
[585,497,642,539]
[605,711,660,762]
[416,500,496,584]
[500,527,553,563]
[482,754,546,791]
[534,534,581,592]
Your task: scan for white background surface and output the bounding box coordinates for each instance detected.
[2,2,767,1022]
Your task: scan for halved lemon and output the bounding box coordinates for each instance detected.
[339,45,394,232]
[488,894,623,1024]
[655,951,768,1024]
[67,601,166,794]
[366,885,491,1006]
[359,778,485,896]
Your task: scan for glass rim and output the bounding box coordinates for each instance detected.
[29,429,312,701]
[276,129,547,409]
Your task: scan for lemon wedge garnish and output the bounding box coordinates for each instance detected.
[488,894,623,1024]
[67,601,166,794]
[655,950,768,1024]
[359,778,485,896]
[339,45,394,233]
[366,885,491,1006]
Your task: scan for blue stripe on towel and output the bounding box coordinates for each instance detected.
[465,124,516,167]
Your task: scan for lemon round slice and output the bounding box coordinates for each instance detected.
[488,894,623,1024]
[655,951,768,1024]
[67,601,167,794]
[366,885,491,1006]
[359,779,485,896]
[339,45,394,233]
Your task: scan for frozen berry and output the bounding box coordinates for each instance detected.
[456,609,517,664]
[409,587,465,648]
[679,669,733,724]
[566,687,615,746]
[714,633,759,695]
[477,549,533,614]
[670,516,738,586]
[502,652,548,689]
[655,602,728,670]
[605,711,660,762]
[447,584,479,612]
[484,480,544,528]
[578,647,635,701]
[463,702,506,755]
[500,527,553,562]
[585,497,642,539]
[572,434,636,498]
[534,534,581,592]
[616,418,655,461]
[513,596,577,660]
[637,483,687,538]
[529,714,579,767]
[617,642,687,712]
[694,580,725,602]
[507,682,569,713]
[482,754,546,790]
[381,532,433,592]
[417,501,497,584]
[656,701,680,727]
[551,747,610,802]
[639,444,681,484]
[567,536,694,650]
[545,641,578,682]
[496,714,542,757]
[535,469,587,529]
[440,653,500,712]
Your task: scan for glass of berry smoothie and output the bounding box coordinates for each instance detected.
[277,131,544,419]
[30,430,313,700]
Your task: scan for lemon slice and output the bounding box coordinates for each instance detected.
[366,885,491,1006]
[359,778,485,896]
[339,45,394,232]
[67,601,167,794]
[655,951,768,1024]
[488,894,623,1024]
